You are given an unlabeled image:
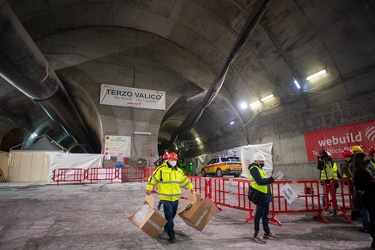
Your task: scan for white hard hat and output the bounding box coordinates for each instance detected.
[253,152,266,161]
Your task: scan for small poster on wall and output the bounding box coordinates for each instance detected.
[104,135,131,160]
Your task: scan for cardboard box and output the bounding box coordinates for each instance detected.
[125,195,167,238]
[178,192,218,231]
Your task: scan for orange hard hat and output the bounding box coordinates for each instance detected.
[162,153,169,160]
[169,152,178,160]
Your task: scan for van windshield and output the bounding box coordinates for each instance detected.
[227,157,240,162]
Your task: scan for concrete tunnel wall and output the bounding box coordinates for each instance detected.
[33,27,375,181]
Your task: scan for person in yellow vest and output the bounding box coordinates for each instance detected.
[248,152,278,244]
[145,152,194,243]
[340,149,354,180]
[340,148,362,221]
[317,149,342,215]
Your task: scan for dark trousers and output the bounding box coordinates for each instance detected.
[366,205,375,244]
[360,205,370,231]
[254,203,270,235]
[161,200,179,238]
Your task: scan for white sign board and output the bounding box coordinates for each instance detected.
[100,84,166,110]
[280,183,298,204]
[104,135,131,160]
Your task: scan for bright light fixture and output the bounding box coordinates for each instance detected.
[230,121,235,125]
[195,137,200,141]
[294,79,301,89]
[306,69,326,81]
[240,102,248,109]
[261,94,274,101]
[134,132,151,135]
[249,100,261,107]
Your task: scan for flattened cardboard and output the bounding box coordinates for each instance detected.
[178,192,218,231]
[125,195,167,238]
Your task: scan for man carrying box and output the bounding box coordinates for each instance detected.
[145,152,194,243]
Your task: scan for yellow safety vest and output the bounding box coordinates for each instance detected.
[249,165,270,194]
[146,162,194,201]
[370,160,375,170]
[320,162,339,181]
[341,162,352,179]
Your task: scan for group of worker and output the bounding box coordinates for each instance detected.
[145,151,278,245]
[317,145,375,249]
[144,147,375,248]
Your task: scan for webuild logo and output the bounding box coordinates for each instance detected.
[317,132,362,147]
[366,126,375,142]
[304,120,375,161]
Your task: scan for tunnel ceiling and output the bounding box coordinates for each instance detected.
[1,0,375,156]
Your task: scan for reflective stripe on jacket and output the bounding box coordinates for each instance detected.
[146,162,194,201]
[320,162,339,181]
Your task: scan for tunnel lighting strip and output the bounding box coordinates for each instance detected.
[261,94,274,101]
[294,79,301,89]
[134,132,152,135]
[306,69,326,81]
[249,100,261,107]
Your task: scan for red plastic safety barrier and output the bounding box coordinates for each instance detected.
[85,168,120,184]
[119,166,156,182]
[52,168,85,185]
[144,166,156,181]
[187,176,209,199]
[51,167,354,226]
[208,177,353,226]
[324,179,352,223]
[209,177,254,212]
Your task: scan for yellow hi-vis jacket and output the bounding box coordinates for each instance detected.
[146,162,194,202]
[320,162,339,181]
[370,160,375,170]
[249,165,270,194]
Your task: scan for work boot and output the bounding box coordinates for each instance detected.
[168,235,176,243]
[263,232,279,240]
[252,235,266,244]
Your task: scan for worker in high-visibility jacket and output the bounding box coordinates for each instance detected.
[248,152,278,244]
[340,149,354,179]
[317,149,342,215]
[145,152,194,243]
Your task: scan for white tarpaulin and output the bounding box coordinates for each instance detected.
[100,84,166,110]
[48,153,104,184]
[240,142,273,178]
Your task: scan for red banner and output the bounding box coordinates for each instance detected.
[304,120,375,161]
